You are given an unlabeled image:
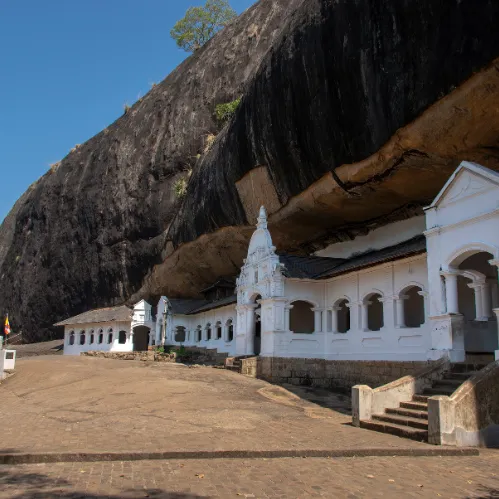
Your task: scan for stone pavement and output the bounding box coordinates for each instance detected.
[0,355,441,457]
[1,453,498,498]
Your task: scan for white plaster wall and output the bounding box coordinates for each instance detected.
[270,255,433,361]
[63,321,132,356]
[315,216,425,259]
[167,304,237,355]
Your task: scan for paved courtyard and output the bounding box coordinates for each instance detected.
[0,355,431,455]
[1,354,498,498]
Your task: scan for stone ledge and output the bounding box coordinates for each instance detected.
[0,447,479,465]
[81,351,176,362]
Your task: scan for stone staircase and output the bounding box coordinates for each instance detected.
[359,362,489,442]
[225,355,257,374]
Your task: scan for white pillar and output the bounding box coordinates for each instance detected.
[441,272,459,314]
[285,305,293,331]
[313,309,323,333]
[480,283,492,319]
[468,283,483,321]
[395,296,405,328]
[364,301,370,331]
[331,307,339,333]
[493,309,499,361]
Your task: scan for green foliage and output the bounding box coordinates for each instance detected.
[214,98,241,125]
[174,178,188,198]
[170,0,237,53]
[123,103,131,114]
[155,346,165,354]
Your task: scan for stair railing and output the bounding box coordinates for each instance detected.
[352,357,450,426]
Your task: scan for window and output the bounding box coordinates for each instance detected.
[98,330,103,344]
[79,331,86,345]
[89,330,95,344]
[216,321,222,340]
[107,329,113,344]
[401,286,425,328]
[118,330,127,344]
[365,293,383,331]
[336,299,350,333]
[206,323,211,341]
[227,319,234,342]
[196,326,202,342]
[175,326,186,342]
[69,331,75,346]
[289,301,315,334]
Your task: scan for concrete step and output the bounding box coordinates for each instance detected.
[359,420,428,442]
[423,386,455,396]
[412,394,430,403]
[444,371,476,381]
[373,413,428,430]
[436,378,463,387]
[400,401,428,411]
[386,407,428,419]
[451,362,489,373]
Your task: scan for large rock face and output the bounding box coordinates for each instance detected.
[1,0,499,341]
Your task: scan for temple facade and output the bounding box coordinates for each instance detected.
[61,161,499,364]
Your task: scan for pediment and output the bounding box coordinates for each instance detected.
[429,161,499,209]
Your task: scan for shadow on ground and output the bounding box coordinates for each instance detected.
[0,467,205,499]
[279,383,352,415]
[470,486,499,499]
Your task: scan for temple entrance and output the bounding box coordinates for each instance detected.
[133,325,150,352]
[453,251,498,354]
[252,294,262,356]
[254,313,261,356]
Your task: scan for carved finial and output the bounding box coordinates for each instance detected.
[257,206,268,229]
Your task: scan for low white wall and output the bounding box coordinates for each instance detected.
[167,304,237,356]
[63,321,132,356]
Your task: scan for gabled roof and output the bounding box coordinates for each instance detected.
[315,235,426,279]
[199,277,236,294]
[278,254,345,279]
[426,161,499,209]
[168,298,210,315]
[187,294,237,314]
[54,305,133,326]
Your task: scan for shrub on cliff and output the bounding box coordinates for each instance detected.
[171,0,237,53]
[214,97,241,125]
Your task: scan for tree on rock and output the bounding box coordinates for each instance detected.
[171,0,237,53]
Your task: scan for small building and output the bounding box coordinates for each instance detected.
[57,301,156,355]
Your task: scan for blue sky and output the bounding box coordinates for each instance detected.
[0,0,255,222]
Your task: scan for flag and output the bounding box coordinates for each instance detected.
[4,316,11,336]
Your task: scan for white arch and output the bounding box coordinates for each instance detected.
[362,289,384,303]
[332,295,352,307]
[396,281,426,298]
[446,242,499,269]
[287,297,320,309]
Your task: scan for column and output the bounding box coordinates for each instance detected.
[395,296,405,328]
[493,309,499,361]
[312,309,323,332]
[284,305,293,331]
[417,291,429,324]
[361,301,369,332]
[331,307,340,333]
[480,282,492,319]
[468,283,483,321]
[441,271,459,314]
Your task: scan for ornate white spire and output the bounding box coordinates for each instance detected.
[257,206,268,229]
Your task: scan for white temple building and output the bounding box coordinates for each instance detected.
[60,161,499,365]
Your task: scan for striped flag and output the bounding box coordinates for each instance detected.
[4,316,11,336]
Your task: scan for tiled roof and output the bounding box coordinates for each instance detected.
[278,254,345,279]
[315,235,427,279]
[168,299,210,315]
[187,295,237,314]
[54,305,133,326]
